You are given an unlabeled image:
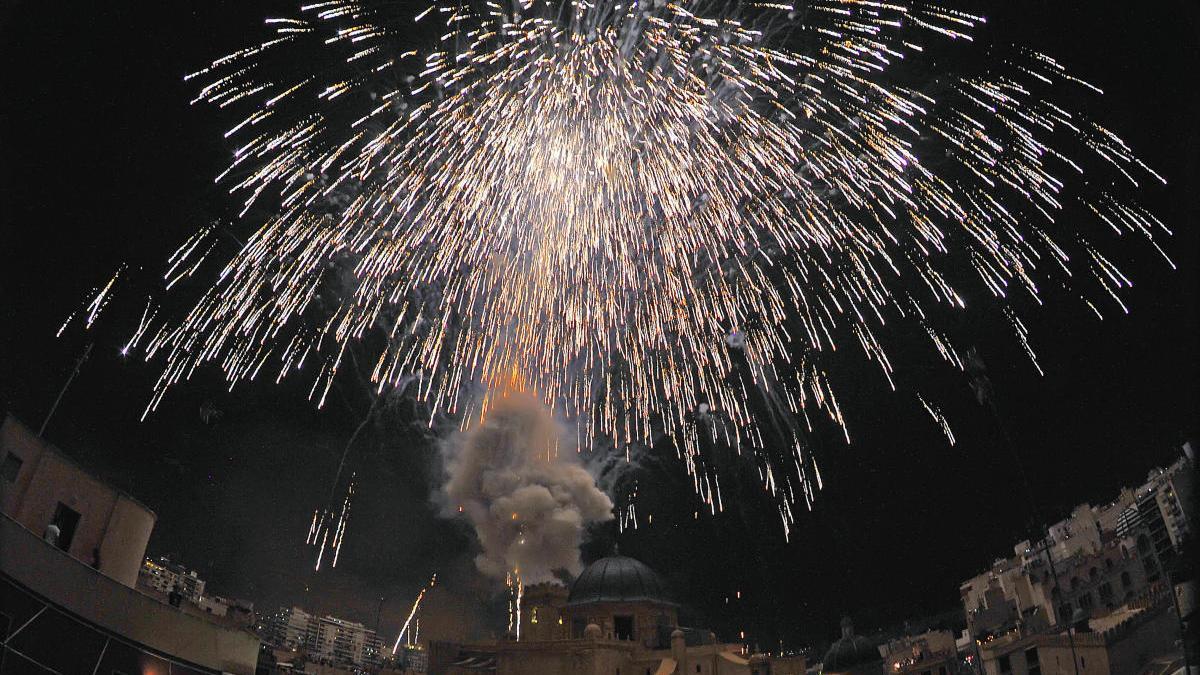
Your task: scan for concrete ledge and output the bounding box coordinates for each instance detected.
[0,512,259,674]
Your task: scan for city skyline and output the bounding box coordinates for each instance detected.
[1,0,1197,658]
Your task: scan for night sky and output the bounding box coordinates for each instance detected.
[1,0,1196,656]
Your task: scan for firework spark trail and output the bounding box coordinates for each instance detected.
[392,573,437,654]
[135,0,1168,532]
[308,474,355,570]
[506,569,523,641]
[59,266,125,338]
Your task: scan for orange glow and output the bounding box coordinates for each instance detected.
[479,363,532,423]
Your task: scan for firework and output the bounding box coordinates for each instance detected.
[308,474,355,570]
[135,0,1168,533]
[506,569,524,641]
[393,573,437,654]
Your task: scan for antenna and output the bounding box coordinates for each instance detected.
[39,342,93,437]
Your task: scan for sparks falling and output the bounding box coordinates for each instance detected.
[134,0,1169,533]
[307,475,355,571]
[506,569,524,641]
[393,573,437,654]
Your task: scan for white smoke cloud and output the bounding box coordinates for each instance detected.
[442,392,613,583]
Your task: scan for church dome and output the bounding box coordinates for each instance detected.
[822,617,880,672]
[566,556,676,607]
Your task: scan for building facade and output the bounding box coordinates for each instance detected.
[959,448,1193,640]
[263,605,384,668]
[975,590,1178,675]
[431,555,806,675]
[140,555,208,602]
[0,413,156,587]
[0,412,260,674]
[880,629,961,675]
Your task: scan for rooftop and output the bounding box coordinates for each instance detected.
[566,555,676,607]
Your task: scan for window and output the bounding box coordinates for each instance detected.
[939,667,947,675]
[1058,603,1073,621]
[1088,567,1098,581]
[1121,571,1132,588]
[1070,577,1081,591]
[998,654,1012,674]
[1079,593,1094,611]
[50,502,81,552]
[614,615,634,641]
[1144,556,1160,581]
[0,453,21,482]
[1098,583,1114,603]
[1104,558,1113,570]
[696,666,701,674]
[1136,534,1152,555]
[1026,647,1041,675]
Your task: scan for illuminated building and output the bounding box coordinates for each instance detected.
[139,555,207,603]
[262,605,384,668]
[879,629,961,675]
[264,605,317,651]
[429,555,807,675]
[1113,449,1195,577]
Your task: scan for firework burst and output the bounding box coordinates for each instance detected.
[131,0,1168,534]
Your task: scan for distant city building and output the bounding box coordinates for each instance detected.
[262,606,384,668]
[1114,451,1195,575]
[134,555,255,627]
[140,555,207,602]
[196,594,255,625]
[399,645,429,672]
[263,605,316,651]
[880,628,960,675]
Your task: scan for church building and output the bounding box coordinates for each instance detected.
[429,555,807,675]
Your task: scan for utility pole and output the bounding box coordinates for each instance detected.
[1167,565,1192,675]
[375,594,387,634]
[965,347,1081,675]
[39,342,93,437]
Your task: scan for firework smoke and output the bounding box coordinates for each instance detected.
[442,391,613,583]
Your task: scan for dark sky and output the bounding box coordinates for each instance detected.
[1,0,1196,655]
